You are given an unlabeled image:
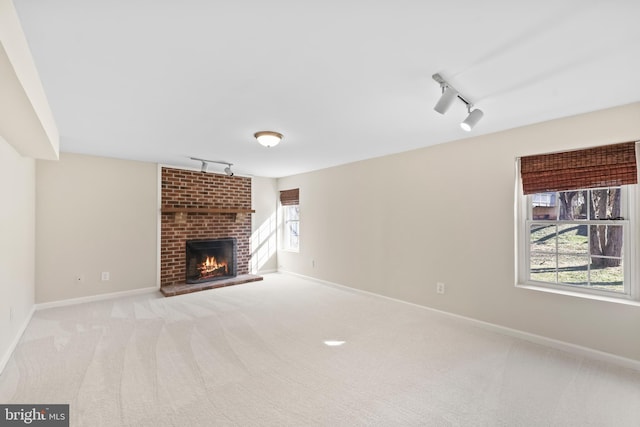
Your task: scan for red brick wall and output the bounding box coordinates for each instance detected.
[161,167,252,287]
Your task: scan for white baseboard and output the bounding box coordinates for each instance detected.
[256,268,277,275]
[0,305,36,376]
[35,286,160,310]
[279,270,640,372]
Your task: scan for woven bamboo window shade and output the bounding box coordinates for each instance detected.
[520,142,638,195]
[279,188,299,206]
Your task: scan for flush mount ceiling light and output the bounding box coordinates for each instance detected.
[190,157,234,176]
[254,131,283,148]
[432,73,484,132]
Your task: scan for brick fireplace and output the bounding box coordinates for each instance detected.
[160,167,262,296]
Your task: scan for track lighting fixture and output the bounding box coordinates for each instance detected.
[432,73,484,131]
[190,157,234,176]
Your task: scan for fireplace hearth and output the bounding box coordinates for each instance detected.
[186,238,237,284]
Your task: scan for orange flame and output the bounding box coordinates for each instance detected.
[198,256,228,278]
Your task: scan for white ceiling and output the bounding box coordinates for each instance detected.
[13,0,640,178]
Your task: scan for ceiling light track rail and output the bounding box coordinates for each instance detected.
[432,73,484,131]
[432,73,472,107]
[190,157,234,176]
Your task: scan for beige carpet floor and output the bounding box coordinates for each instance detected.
[1,273,639,426]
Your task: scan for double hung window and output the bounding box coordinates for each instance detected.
[518,142,638,301]
[280,188,300,252]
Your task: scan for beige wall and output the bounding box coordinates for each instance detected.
[0,137,35,368]
[35,158,278,302]
[36,153,158,303]
[278,102,640,361]
[251,176,278,273]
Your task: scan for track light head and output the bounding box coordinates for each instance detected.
[434,86,458,114]
[200,161,208,173]
[224,166,234,176]
[460,108,484,131]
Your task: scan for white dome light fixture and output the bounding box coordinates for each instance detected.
[254,131,283,148]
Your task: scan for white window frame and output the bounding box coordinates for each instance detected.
[515,161,640,304]
[282,204,299,252]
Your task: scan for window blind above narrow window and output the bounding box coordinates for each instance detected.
[520,141,637,195]
[280,188,299,206]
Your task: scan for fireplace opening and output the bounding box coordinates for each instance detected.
[185,238,237,284]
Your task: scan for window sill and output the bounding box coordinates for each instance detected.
[280,249,299,254]
[516,283,640,307]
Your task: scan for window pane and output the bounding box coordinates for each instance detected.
[576,191,588,219]
[288,206,300,220]
[557,191,586,220]
[589,222,623,293]
[288,221,299,248]
[557,190,588,220]
[589,225,623,259]
[556,224,588,254]
[590,259,624,293]
[590,188,622,220]
[530,253,556,283]
[557,255,589,286]
[532,193,557,220]
[530,224,556,253]
[284,205,300,251]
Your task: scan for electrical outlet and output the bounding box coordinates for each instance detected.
[311,259,315,268]
[436,282,445,294]
[101,272,110,281]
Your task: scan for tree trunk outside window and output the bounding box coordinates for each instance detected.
[559,191,577,220]
[589,188,622,267]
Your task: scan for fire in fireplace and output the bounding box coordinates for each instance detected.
[185,238,237,284]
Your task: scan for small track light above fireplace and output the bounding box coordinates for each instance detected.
[190,157,234,176]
